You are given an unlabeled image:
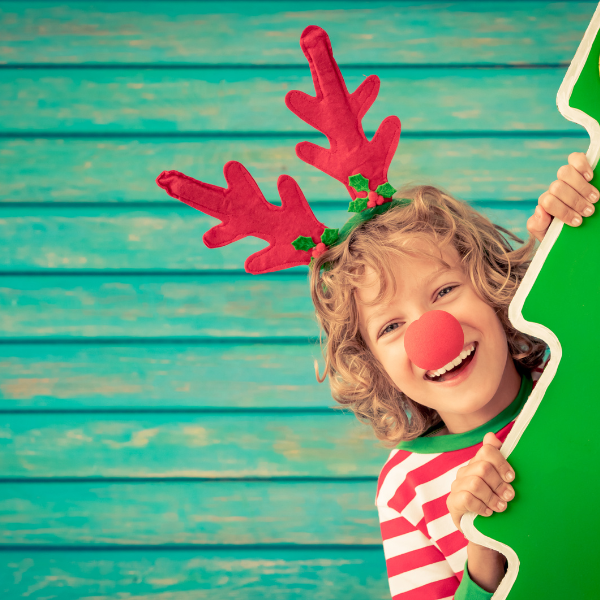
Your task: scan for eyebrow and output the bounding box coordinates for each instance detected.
[364,264,457,335]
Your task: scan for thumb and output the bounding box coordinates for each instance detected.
[482,431,502,449]
[526,205,552,242]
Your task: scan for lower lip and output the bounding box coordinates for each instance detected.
[427,343,478,387]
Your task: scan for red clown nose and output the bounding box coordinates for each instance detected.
[404,310,465,371]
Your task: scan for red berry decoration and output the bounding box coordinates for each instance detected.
[367,199,376,208]
[376,194,384,205]
[312,242,327,258]
[404,310,464,371]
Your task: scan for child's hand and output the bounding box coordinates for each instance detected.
[446,432,515,533]
[527,152,598,242]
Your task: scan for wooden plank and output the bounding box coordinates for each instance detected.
[0,274,317,339]
[0,548,389,600]
[0,137,583,203]
[0,413,386,478]
[0,481,381,545]
[0,67,577,133]
[0,343,333,409]
[0,1,593,65]
[0,202,534,271]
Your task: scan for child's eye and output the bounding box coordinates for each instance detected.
[437,285,457,300]
[380,322,400,337]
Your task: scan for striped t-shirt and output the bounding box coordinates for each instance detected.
[375,360,547,600]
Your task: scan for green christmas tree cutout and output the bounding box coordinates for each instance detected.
[461,6,600,598]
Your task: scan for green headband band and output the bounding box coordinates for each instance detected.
[334,197,413,246]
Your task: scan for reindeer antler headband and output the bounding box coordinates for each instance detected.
[156,26,404,274]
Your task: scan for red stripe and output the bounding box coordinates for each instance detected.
[436,529,468,557]
[422,493,450,524]
[386,546,445,577]
[392,575,458,600]
[415,516,431,539]
[380,516,415,541]
[388,446,477,514]
[377,449,412,497]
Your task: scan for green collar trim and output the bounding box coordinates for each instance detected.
[396,372,533,454]
[336,198,412,245]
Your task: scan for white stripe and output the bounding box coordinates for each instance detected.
[427,512,458,542]
[376,451,439,508]
[402,462,465,524]
[382,529,429,560]
[388,559,455,597]
[445,543,469,573]
[377,504,403,524]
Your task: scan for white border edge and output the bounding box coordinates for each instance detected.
[460,4,600,597]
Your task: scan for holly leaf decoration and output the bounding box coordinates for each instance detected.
[376,182,397,197]
[321,228,339,246]
[292,235,317,251]
[348,198,368,213]
[348,174,370,193]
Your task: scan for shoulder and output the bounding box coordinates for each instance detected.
[375,446,460,510]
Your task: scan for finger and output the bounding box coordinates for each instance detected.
[540,191,585,228]
[476,436,515,483]
[567,152,594,182]
[447,490,492,532]
[555,164,599,210]
[482,431,502,449]
[465,461,515,510]
[527,205,552,242]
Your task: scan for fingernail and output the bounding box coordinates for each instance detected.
[485,508,492,516]
[586,172,593,181]
[572,216,582,226]
[497,501,506,510]
[590,192,598,202]
[503,489,514,500]
[584,207,594,216]
[505,470,514,481]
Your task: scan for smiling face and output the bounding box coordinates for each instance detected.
[355,238,522,434]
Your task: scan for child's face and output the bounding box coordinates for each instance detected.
[356,238,516,433]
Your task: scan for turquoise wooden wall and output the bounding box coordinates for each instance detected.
[0,2,592,598]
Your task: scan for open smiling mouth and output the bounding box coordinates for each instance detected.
[424,342,477,383]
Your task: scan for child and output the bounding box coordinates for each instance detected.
[309,151,597,599]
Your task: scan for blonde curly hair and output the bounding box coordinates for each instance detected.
[309,185,547,447]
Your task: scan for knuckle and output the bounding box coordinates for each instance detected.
[465,475,482,495]
[557,164,570,179]
[549,180,563,196]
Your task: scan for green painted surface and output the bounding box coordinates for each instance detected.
[0,481,380,545]
[474,17,600,600]
[1,412,386,478]
[0,343,333,409]
[0,1,593,65]
[0,67,578,133]
[0,203,533,271]
[0,549,389,600]
[0,137,586,203]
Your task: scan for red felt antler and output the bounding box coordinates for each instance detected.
[156,161,325,274]
[155,25,402,273]
[285,26,401,200]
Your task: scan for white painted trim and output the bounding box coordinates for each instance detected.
[460,4,600,597]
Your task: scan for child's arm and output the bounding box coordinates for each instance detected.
[447,432,515,593]
[527,152,597,242]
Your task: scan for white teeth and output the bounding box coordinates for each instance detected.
[426,344,476,379]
